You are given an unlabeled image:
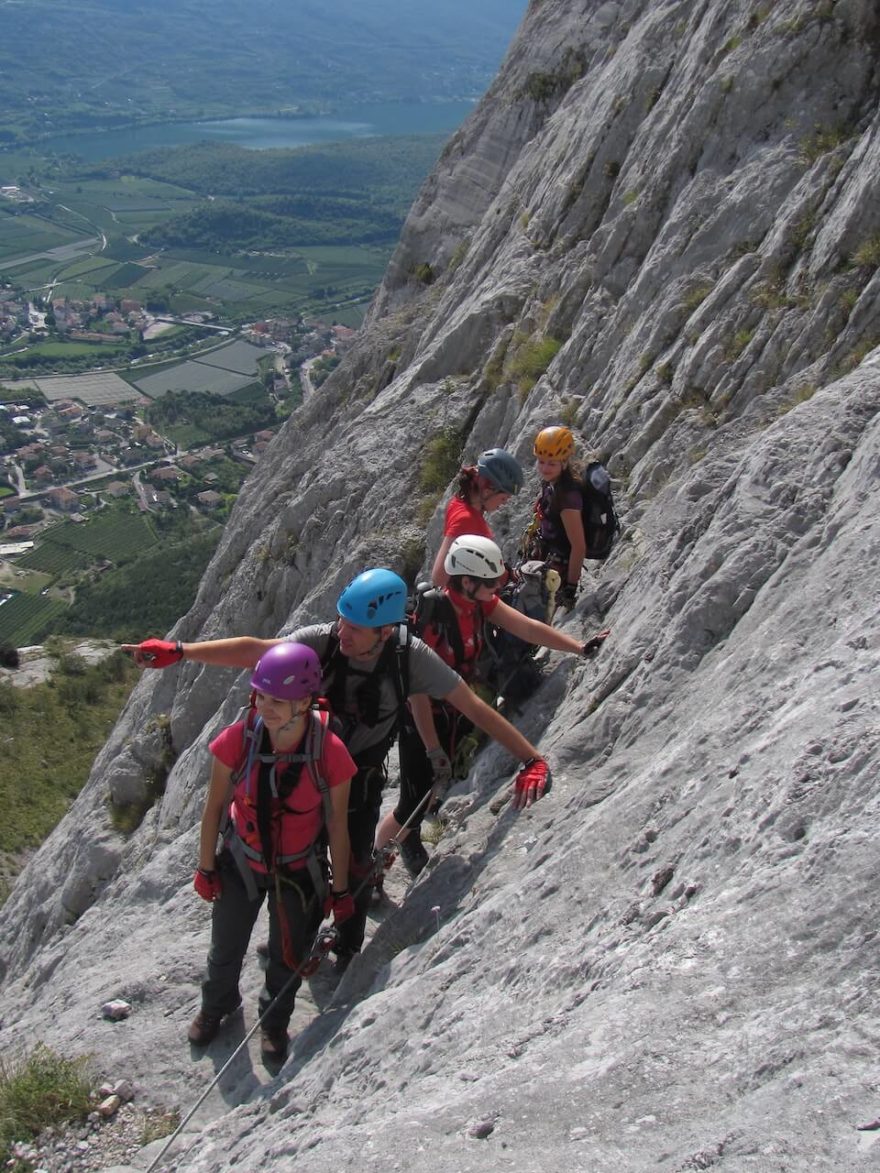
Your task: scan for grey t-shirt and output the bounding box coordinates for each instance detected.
[287,623,461,760]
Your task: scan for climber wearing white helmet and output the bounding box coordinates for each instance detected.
[375,535,609,877]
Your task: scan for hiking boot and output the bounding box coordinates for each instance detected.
[399,829,428,878]
[332,949,356,976]
[187,1009,223,1046]
[260,1028,289,1059]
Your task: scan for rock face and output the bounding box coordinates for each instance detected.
[2,1,880,1170]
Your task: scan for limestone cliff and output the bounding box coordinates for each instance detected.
[1,2,879,1169]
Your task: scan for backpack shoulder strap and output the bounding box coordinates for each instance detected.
[219,708,262,845]
[230,709,263,792]
[436,592,467,672]
[304,707,333,827]
[321,625,348,714]
[415,587,467,672]
[391,622,410,709]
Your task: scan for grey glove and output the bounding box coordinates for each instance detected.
[427,747,453,807]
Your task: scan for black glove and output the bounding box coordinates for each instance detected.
[581,629,610,656]
[559,583,578,610]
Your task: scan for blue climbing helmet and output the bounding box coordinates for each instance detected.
[476,448,524,496]
[337,568,407,627]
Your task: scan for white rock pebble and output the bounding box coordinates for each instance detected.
[7,1099,179,1173]
[100,1000,132,1021]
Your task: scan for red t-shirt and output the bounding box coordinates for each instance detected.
[420,586,500,677]
[210,718,356,864]
[443,496,494,541]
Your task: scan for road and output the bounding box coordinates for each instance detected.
[0,234,102,274]
[300,356,318,401]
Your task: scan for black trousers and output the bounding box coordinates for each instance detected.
[201,851,321,1034]
[335,758,387,958]
[394,703,475,827]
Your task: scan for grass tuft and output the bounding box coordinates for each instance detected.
[0,1045,93,1163]
[419,428,462,495]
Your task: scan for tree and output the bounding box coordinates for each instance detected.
[0,643,20,669]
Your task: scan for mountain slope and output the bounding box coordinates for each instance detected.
[0,1,879,1170]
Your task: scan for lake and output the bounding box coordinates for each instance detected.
[41,101,478,161]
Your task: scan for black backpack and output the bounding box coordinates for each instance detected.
[579,461,620,560]
[410,582,543,709]
[320,623,411,761]
[410,584,509,688]
[409,585,467,674]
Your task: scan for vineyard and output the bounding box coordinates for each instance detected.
[16,542,90,577]
[17,511,159,577]
[0,593,67,645]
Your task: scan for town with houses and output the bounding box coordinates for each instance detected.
[0,394,274,538]
[0,277,357,644]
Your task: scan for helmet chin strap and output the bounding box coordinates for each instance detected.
[359,628,386,658]
[461,577,483,601]
[276,698,310,738]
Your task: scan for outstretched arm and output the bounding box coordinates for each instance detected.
[443,681,552,809]
[409,692,441,752]
[492,599,609,655]
[122,636,280,670]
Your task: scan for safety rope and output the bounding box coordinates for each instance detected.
[144,921,337,1173]
[147,790,436,1171]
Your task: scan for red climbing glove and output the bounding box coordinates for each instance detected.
[193,867,222,902]
[512,758,552,810]
[131,639,183,669]
[330,889,355,926]
[581,629,611,656]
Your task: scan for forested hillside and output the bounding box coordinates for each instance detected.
[108,138,445,251]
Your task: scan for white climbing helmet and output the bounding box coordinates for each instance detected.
[444,534,505,579]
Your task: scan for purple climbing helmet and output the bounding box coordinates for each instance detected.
[250,642,322,700]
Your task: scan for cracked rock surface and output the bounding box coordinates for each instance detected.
[2,1,880,1169]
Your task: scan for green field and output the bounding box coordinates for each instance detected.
[0,564,51,593]
[0,135,438,329]
[102,262,153,288]
[17,541,91,576]
[162,422,212,446]
[54,512,158,560]
[11,339,126,360]
[0,211,85,262]
[0,592,67,644]
[53,254,117,280]
[1,204,384,328]
[134,360,255,398]
[18,511,159,576]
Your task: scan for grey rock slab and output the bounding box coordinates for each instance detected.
[3,2,880,1171]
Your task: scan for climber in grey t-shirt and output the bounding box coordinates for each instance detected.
[124,569,552,965]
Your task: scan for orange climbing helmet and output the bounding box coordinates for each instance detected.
[533,425,575,461]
